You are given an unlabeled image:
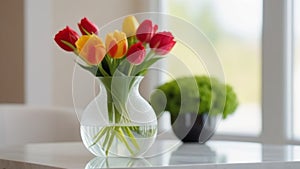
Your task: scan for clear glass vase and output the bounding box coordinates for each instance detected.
[80,76,157,157]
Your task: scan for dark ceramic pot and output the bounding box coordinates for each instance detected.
[171,113,218,143]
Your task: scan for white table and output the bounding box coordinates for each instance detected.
[0,140,300,169]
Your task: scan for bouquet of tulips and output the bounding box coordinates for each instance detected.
[54,16,176,77]
[54,16,176,156]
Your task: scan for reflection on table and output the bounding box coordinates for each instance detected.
[85,142,223,169]
[1,140,300,169]
[85,140,300,168]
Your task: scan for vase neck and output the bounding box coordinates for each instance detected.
[99,76,143,92]
[97,76,144,123]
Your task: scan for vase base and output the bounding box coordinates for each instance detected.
[80,124,157,157]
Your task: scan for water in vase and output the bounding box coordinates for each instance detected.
[80,124,157,157]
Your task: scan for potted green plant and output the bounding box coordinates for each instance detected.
[150,75,238,143]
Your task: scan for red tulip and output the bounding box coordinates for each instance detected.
[126,42,146,65]
[78,17,99,35]
[136,19,158,43]
[150,31,176,55]
[54,26,79,52]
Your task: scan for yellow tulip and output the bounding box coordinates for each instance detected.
[105,30,128,59]
[122,15,139,37]
[75,34,106,65]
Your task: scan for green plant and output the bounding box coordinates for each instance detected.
[150,75,239,123]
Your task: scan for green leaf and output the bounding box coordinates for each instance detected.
[61,40,77,51]
[133,57,163,76]
[76,62,101,76]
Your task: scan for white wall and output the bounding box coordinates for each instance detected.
[25,0,53,106]
[25,0,158,107]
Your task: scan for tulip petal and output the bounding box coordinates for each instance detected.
[105,30,128,59]
[108,40,118,57]
[122,16,139,37]
[54,26,79,52]
[76,34,106,65]
[126,42,146,65]
[136,19,158,43]
[78,17,99,35]
[154,40,176,55]
[150,31,176,55]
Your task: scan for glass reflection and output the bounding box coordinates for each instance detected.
[169,143,226,164]
[85,157,151,169]
[85,140,300,168]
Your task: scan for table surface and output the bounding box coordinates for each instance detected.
[0,140,300,169]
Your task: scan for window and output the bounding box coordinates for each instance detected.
[161,0,300,144]
[164,0,262,136]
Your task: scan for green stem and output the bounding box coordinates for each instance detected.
[116,127,135,155]
[124,127,140,149]
[89,126,140,156]
[102,128,112,149]
[98,65,110,76]
[145,50,155,61]
[105,158,110,168]
[105,57,113,73]
[127,64,134,76]
[89,127,108,147]
[105,128,115,156]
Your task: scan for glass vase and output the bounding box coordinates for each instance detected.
[80,76,157,157]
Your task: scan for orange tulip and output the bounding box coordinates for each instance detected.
[105,30,128,59]
[75,34,106,65]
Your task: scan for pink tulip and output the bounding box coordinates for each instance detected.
[136,20,158,43]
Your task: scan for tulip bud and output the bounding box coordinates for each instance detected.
[150,31,176,55]
[78,17,99,35]
[122,16,139,37]
[106,30,128,59]
[136,19,158,43]
[54,26,79,52]
[126,42,146,65]
[75,34,106,65]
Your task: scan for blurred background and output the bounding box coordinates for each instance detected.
[0,0,299,143]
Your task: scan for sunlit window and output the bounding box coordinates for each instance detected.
[165,0,262,135]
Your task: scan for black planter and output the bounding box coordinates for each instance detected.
[171,113,218,143]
